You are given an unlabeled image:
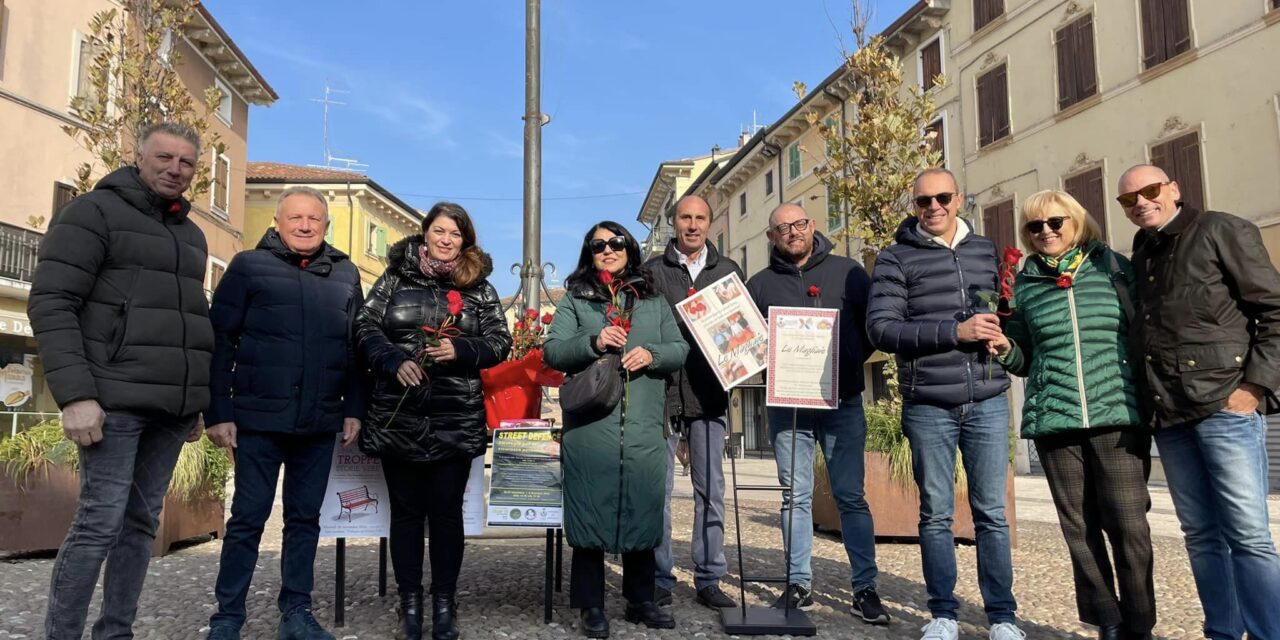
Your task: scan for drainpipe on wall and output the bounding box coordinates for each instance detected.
[823,84,853,258]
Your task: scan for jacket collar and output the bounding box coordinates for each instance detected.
[386,234,495,288]
[893,215,977,250]
[256,229,348,275]
[94,166,192,222]
[1154,204,1198,238]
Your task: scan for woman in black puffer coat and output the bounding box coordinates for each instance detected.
[356,202,511,640]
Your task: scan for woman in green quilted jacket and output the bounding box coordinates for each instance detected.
[989,190,1156,640]
[543,221,689,639]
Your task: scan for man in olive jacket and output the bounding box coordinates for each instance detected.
[643,196,742,610]
[28,123,211,640]
[204,187,365,640]
[1120,164,1280,640]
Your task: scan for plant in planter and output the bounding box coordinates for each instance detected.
[480,308,565,427]
[0,419,231,555]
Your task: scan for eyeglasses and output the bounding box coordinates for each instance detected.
[772,218,811,235]
[914,192,956,208]
[1116,182,1169,208]
[589,236,628,254]
[1025,216,1068,235]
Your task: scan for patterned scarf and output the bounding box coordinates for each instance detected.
[1041,246,1083,274]
[418,244,459,280]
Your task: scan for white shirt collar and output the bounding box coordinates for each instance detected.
[1157,207,1184,232]
[916,218,970,249]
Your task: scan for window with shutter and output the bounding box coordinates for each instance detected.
[739,192,747,217]
[1056,15,1098,111]
[977,64,1010,147]
[920,37,942,90]
[212,154,231,217]
[1064,168,1107,238]
[1141,0,1191,69]
[375,227,388,258]
[52,182,78,218]
[765,170,774,196]
[827,184,842,233]
[974,0,1005,31]
[1150,131,1204,210]
[926,118,946,167]
[787,142,801,181]
[982,199,1017,252]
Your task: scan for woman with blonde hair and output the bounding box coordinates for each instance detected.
[989,190,1155,640]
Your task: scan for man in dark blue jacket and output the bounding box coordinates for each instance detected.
[204,186,365,640]
[867,168,1021,640]
[745,203,888,625]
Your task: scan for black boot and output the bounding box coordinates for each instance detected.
[431,592,460,640]
[624,601,675,629]
[397,589,424,640]
[580,607,609,638]
[1098,625,1122,640]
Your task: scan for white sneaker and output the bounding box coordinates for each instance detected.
[920,617,959,640]
[989,622,1026,639]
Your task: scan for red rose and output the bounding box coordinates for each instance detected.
[599,270,614,285]
[687,287,696,297]
[446,290,464,316]
[807,285,820,297]
[606,304,616,316]
[514,320,526,331]
[541,312,554,325]
[611,316,623,327]
[525,308,538,320]
[1056,274,1073,289]
[1003,246,1024,264]
[621,319,632,331]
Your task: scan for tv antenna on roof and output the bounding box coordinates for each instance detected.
[309,81,367,171]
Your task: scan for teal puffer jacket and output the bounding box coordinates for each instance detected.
[1000,242,1142,439]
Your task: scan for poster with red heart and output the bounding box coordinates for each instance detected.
[675,272,769,390]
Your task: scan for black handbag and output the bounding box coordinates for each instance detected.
[559,351,624,419]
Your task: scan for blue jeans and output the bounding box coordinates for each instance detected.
[901,395,1016,624]
[767,399,877,591]
[45,411,195,640]
[1154,410,1280,640]
[656,416,729,591]
[211,431,336,629]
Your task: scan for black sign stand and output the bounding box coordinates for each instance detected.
[721,404,816,635]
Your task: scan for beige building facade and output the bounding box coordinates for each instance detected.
[0,0,274,430]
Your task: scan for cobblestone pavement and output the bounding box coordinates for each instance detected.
[4,459,1277,639]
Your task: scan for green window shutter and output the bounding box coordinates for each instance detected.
[324,220,335,244]
[375,227,388,258]
[827,184,841,232]
[788,144,801,180]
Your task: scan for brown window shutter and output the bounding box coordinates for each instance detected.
[1076,15,1098,100]
[1140,0,1163,69]
[922,39,942,90]
[977,72,992,147]
[926,119,945,166]
[1055,25,1075,110]
[1065,168,1107,238]
[1167,0,1192,57]
[993,65,1010,141]
[983,200,1016,251]
[1175,133,1204,210]
[977,64,1009,146]
[975,0,1005,31]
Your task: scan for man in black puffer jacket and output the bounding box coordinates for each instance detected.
[867,168,1021,639]
[29,123,212,640]
[745,203,888,625]
[643,196,742,610]
[203,187,366,640]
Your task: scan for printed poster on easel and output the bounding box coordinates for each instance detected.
[766,306,839,409]
[674,272,769,390]
[319,436,391,538]
[486,428,563,527]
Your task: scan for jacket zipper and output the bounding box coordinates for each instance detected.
[1066,286,1090,428]
[164,224,190,417]
[616,380,626,550]
[296,265,307,430]
[953,251,975,403]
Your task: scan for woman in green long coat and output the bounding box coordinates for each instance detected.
[990,190,1155,640]
[544,221,689,639]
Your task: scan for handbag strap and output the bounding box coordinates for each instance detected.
[1108,250,1135,323]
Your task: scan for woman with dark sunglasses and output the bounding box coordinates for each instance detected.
[988,190,1155,640]
[543,221,689,638]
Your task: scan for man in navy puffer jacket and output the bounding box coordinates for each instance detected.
[867,168,1022,640]
[204,186,366,640]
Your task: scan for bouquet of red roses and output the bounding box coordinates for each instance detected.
[389,290,464,422]
[479,306,565,428]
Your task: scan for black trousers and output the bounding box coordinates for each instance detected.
[569,548,657,609]
[1035,428,1156,632]
[382,456,473,595]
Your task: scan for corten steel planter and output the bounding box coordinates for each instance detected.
[0,466,224,556]
[812,451,1018,546]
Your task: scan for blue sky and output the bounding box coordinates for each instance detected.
[205,0,917,295]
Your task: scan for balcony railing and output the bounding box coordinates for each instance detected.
[0,222,42,284]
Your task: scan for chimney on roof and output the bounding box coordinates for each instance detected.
[738,130,751,146]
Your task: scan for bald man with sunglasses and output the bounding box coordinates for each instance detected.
[1120,164,1280,640]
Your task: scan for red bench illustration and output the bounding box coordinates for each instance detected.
[336,485,379,522]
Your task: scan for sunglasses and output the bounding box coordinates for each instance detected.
[1025,216,1068,235]
[1116,182,1169,208]
[914,192,956,208]
[589,236,628,254]
[772,218,811,235]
